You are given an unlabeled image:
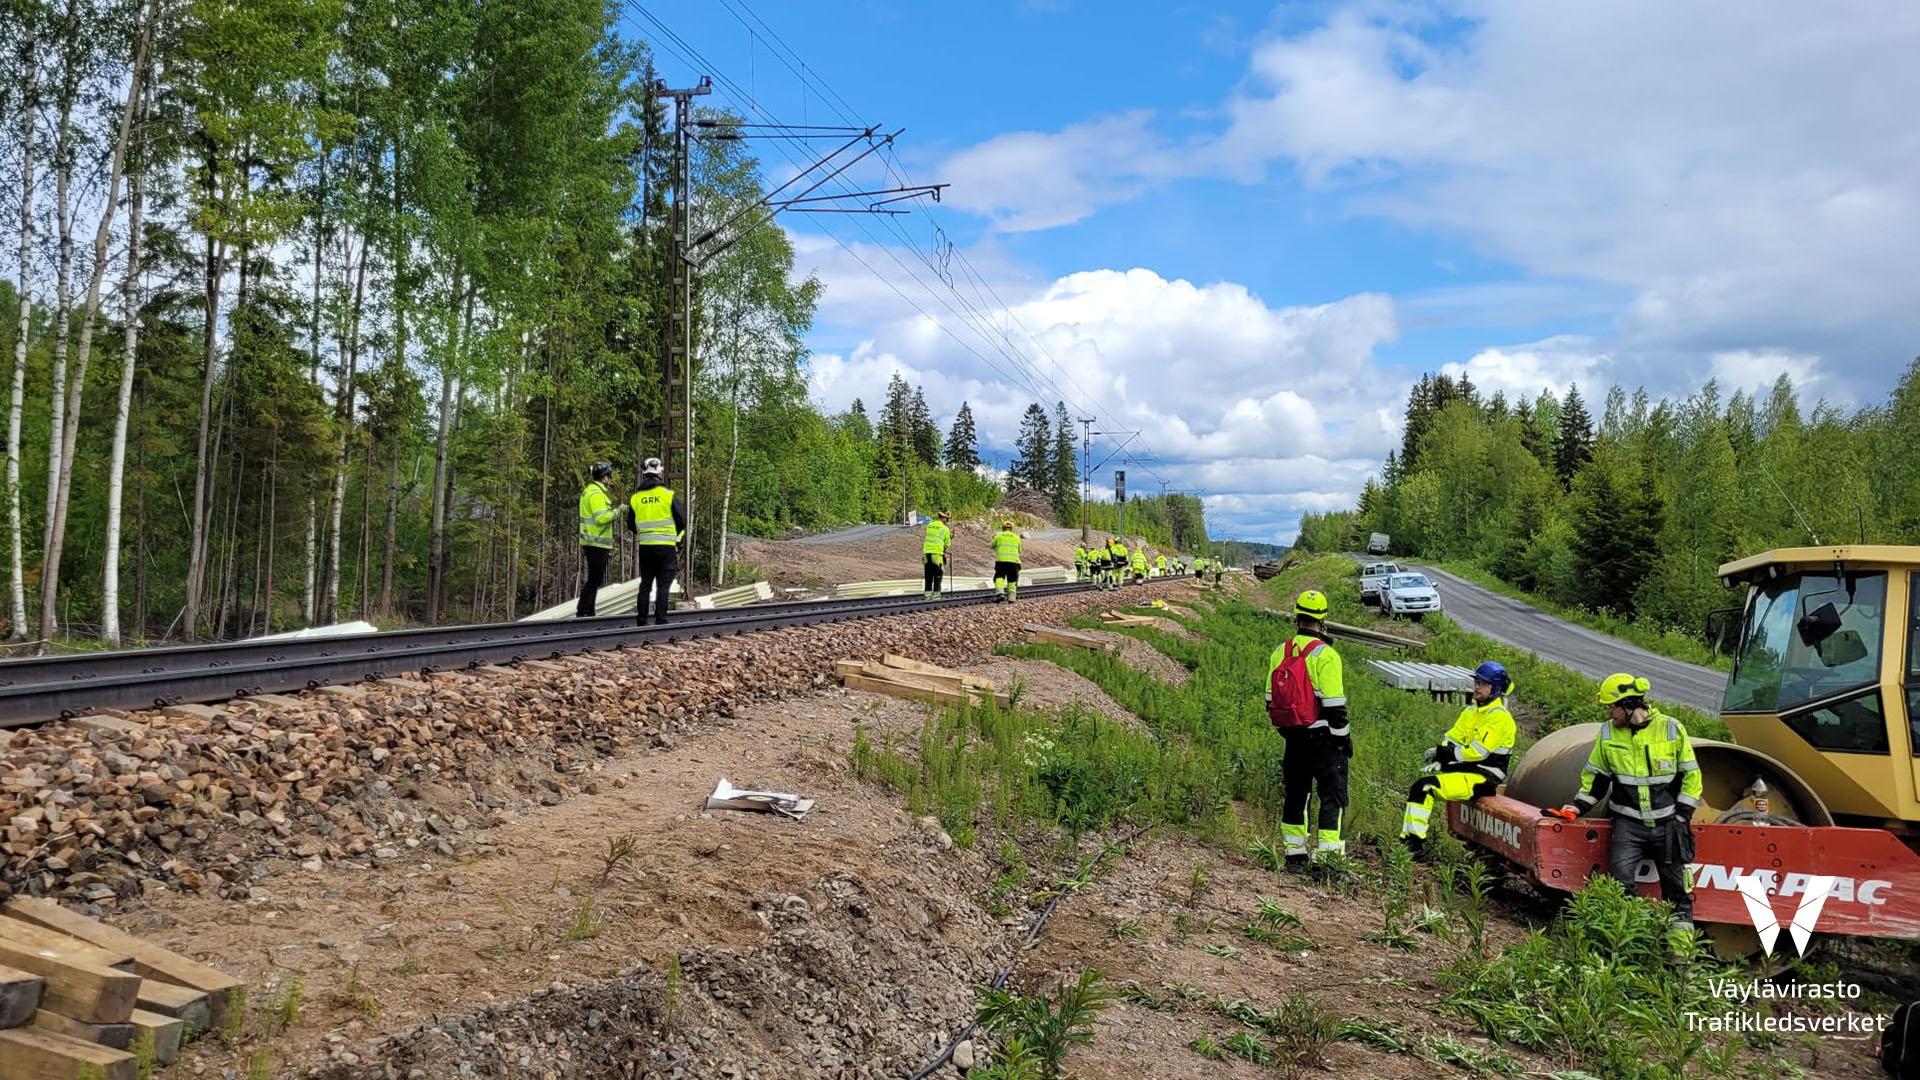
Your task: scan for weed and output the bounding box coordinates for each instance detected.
[219,986,247,1047]
[247,1048,273,1080]
[599,834,639,882]
[495,892,515,918]
[1240,921,1282,945]
[975,969,1114,1080]
[1337,1018,1414,1054]
[131,1028,157,1079]
[1189,1033,1227,1060]
[1114,981,1168,1010]
[972,1036,1044,1080]
[1186,859,1212,907]
[1421,1031,1521,1075]
[1247,833,1283,871]
[1221,1031,1271,1064]
[561,898,602,941]
[272,973,304,1033]
[1007,676,1028,710]
[398,953,423,975]
[664,953,686,1023]
[1201,942,1241,960]
[1107,918,1144,940]
[1162,981,1209,1005]
[1266,988,1337,1076]
[1255,896,1302,930]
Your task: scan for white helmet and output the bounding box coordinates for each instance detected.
[643,457,664,475]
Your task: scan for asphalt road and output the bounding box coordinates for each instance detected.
[1405,563,1728,714]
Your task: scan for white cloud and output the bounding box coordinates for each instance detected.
[1440,336,1610,401]
[802,254,1402,542]
[926,1,1920,395]
[1709,349,1824,400]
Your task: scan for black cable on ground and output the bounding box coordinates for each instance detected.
[905,823,1156,1080]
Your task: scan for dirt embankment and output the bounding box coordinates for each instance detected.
[731,520,1172,592]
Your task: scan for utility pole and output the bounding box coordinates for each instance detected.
[656,76,711,581]
[1077,417,1093,543]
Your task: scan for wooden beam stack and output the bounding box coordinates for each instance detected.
[1018,624,1118,652]
[834,654,1011,708]
[0,898,241,1075]
[1096,610,1158,628]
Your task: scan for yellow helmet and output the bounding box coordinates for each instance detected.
[1597,673,1651,705]
[1002,519,1014,529]
[1294,590,1329,619]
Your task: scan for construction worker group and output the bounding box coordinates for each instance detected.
[576,458,687,624]
[1274,587,1701,940]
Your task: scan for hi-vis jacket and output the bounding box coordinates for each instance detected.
[578,482,617,549]
[923,519,951,560]
[1574,710,1703,824]
[1431,696,1517,783]
[993,529,1023,563]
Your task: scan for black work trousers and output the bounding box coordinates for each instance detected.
[636,545,677,625]
[1280,727,1349,853]
[1608,815,1695,923]
[924,554,944,594]
[576,546,611,617]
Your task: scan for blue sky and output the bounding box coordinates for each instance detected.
[630,1,1920,544]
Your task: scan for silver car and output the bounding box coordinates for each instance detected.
[1380,572,1441,621]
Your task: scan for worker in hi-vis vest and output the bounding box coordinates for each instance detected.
[576,461,618,617]
[627,457,687,626]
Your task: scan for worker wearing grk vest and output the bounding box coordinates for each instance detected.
[923,512,952,599]
[576,461,618,618]
[627,458,687,626]
[992,521,1023,602]
[1267,589,1351,878]
[1559,673,1703,934]
[1400,660,1516,859]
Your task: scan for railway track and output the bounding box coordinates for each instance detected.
[0,581,1108,728]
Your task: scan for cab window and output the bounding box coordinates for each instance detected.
[1724,570,1887,714]
[1908,574,1920,758]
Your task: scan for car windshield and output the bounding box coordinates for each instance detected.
[1390,575,1429,589]
[1723,570,1887,714]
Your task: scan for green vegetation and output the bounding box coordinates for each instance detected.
[1299,365,1920,661]
[974,969,1115,1080]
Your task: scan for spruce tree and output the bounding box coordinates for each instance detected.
[1009,403,1050,490]
[1555,384,1594,488]
[1049,401,1078,521]
[845,399,873,442]
[908,385,939,465]
[944,401,979,470]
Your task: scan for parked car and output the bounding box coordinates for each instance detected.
[1358,561,1401,604]
[1380,572,1441,621]
[1367,532,1391,555]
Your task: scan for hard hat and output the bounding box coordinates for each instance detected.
[590,461,612,480]
[1472,660,1510,695]
[1002,519,1014,529]
[939,510,950,520]
[643,457,664,475]
[1596,673,1650,705]
[1293,590,1329,619]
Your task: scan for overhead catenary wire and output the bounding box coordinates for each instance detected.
[626,0,1174,490]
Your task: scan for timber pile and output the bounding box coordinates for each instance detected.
[834,655,1010,708]
[1019,624,1118,652]
[0,897,238,1076]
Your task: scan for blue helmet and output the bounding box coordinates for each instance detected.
[1473,661,1510,695]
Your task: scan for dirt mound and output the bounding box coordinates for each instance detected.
[994,487,1056,524]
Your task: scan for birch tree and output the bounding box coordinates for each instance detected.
[5,5,43,641]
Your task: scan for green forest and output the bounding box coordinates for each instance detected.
[0,0,1204,646]
[1297,362,1920,641]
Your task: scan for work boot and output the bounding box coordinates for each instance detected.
[1282,854,1311,876]
[1400,835,1427,862]
[1309,860,1357,888]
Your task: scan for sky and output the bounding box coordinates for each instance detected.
[633,0,1920,545]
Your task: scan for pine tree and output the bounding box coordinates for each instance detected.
[1009,403,1049,490]
[1049,401,1078,521]
[1555,384,1594,488]
[944,401,979,470]
[845,398,872,442]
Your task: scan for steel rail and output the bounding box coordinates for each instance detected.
[0,581,1106,728]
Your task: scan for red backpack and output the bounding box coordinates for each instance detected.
[1268,638,1324,731]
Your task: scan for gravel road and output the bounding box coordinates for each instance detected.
[1405,562,1727,713]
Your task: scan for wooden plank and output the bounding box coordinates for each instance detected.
[832,659,869,680]
[0,1027,135,1080]
[2,899,241,1022]
[0,941,139,1024]
[0,918,135,971]
[128,1009,183,1066]
[31,1010,135,1051]
[842,673,966,707]
[133,979,209,1035]
[0,963,44,1027]
[860,666,966,694]
[880,655,995,691]
[1019,625,1116,652]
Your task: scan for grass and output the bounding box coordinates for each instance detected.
[1428,559,1731,672]
[561,898,602,941]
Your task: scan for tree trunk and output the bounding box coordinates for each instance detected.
[301,498,316,622]
[41,11,149,646]
[263,439,276,634]
[322,236,366,623]
[358,431,371,617]
[183,157,226,640]
[379,446,398,616]
[102,81,149,646]
[41,72,75,585]
[6,58,37,642]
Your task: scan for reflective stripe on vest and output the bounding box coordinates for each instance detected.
[630,487,677,545]
[579,483,615,549]
[923,521,950,555]
[993,530,1022,562]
